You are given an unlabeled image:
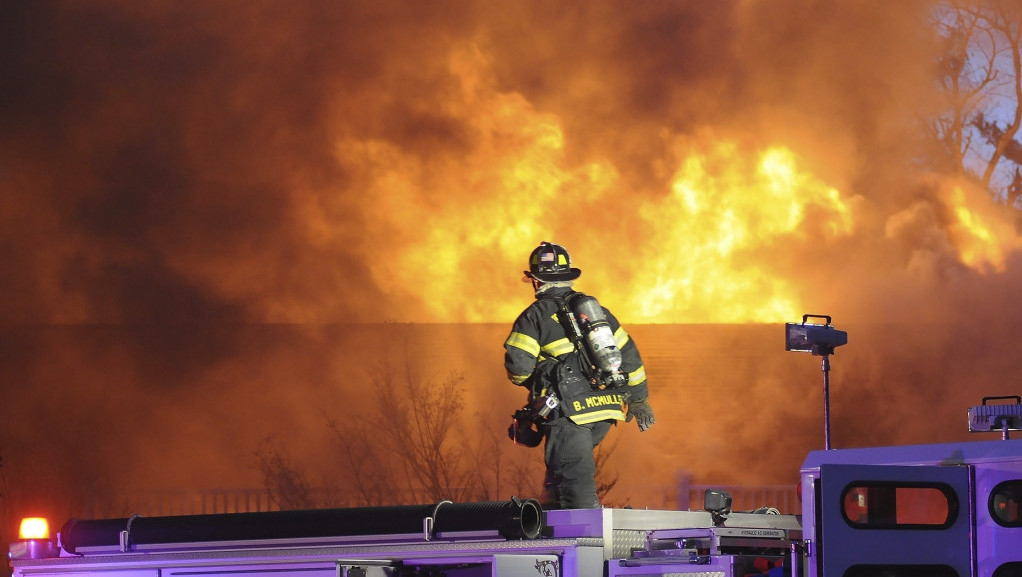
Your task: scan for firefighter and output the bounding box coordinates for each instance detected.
[504,241,655,508]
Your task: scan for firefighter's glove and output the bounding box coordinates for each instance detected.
[625,398,656,432]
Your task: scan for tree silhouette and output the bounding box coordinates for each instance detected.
[326,417,399,506]
[318,355,548,506]
[376,368,474,502]
[594,438,620,504]
[931,0,1022,202]
[254,439,322,510]
[257,354,624,508]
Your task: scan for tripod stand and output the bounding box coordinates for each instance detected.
[819,350,835,450]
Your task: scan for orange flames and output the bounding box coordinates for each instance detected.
[945,186,1014,273]
[289,28,1022,328]
[324,46,626,323]
[313,38,1021,325]
[5,2,1020,330]
[884,179,1021,282]
[316,44,879,325]
[313,45,873,324]
[620,139,857,323]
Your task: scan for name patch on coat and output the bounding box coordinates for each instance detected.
[572,393,624,412]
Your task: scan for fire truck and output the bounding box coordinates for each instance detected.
[8,399,1022,576]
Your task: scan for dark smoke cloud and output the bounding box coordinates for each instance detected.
[1,0,1020,518]
[1,1,470,325]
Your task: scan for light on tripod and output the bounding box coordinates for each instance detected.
[786,314,847,449]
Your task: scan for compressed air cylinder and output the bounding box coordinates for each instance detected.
[570,295,623,376]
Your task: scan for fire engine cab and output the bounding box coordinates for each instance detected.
[8,401,1022,576]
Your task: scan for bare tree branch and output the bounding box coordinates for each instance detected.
[261,346,609,508]
[978,0,1022,190]
[326,418,397,506]
[931,0,1022,202]
[253,439,318,510]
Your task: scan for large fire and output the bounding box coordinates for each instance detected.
[322,42,1017,325]
[317,46,869,325]
[4,0,1022,515]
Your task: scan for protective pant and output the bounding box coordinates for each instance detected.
[542,417,613,509]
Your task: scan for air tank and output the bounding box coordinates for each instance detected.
[570,294,624,384]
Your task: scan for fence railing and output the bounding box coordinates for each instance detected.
[79,489,279,519]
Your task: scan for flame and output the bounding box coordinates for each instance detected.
[885,182,1020,279]
[324,46,622,322]
[141,39,1017,327]
[322,75,863,324]
[319,45,861,324]
[617,137,856,323]
[947,186,1008,273]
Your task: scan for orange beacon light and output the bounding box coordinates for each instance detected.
[9,517,58,560]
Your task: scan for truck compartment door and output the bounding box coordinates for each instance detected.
[818,463,974,577]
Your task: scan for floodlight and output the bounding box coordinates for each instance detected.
[968,395,1022,440]
[786,314,847,450]
[704,489,732,527]
[785,315,847,356]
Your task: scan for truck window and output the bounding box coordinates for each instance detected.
[989,480,1021,526]
[841,482,957,528]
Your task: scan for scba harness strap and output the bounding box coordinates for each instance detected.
[550,292,594,379]
[547,293,630,424]
[552,292,625,388]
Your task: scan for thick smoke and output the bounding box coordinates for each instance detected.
[1,0,1020,518]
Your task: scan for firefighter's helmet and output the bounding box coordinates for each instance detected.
[524,242,581,282]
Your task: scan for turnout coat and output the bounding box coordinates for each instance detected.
[503,286,649,425]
